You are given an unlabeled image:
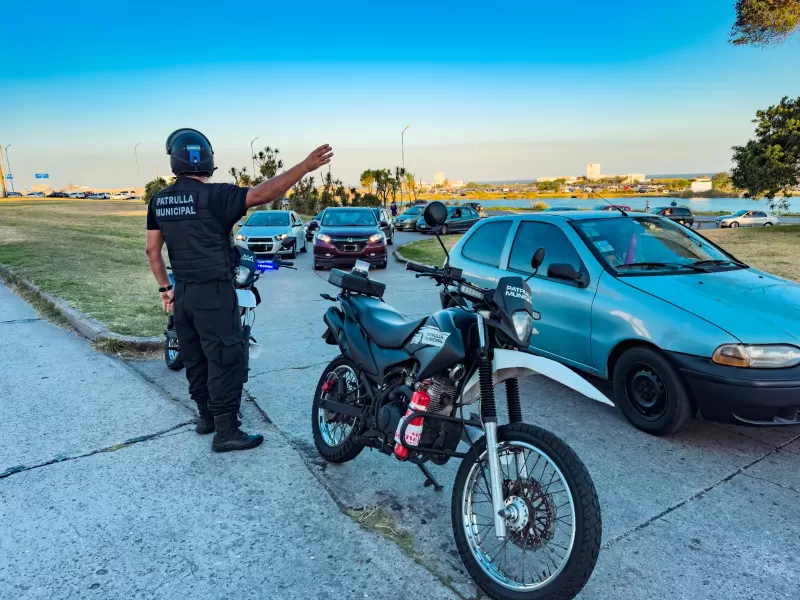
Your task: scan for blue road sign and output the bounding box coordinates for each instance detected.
[5,174,12,179]
[35,173,49,179]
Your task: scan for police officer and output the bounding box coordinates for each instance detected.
[146,129,332,452]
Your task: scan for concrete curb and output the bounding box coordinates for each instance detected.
[0,266,162,351]
[391,244,412,264]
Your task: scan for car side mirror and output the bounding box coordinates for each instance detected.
[281,236,296,249]
[547,263,587,286]
[531,248,546,271]
[380,220,390,228]
[237,222,244,227]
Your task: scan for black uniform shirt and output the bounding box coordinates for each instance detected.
[147,177,248,232]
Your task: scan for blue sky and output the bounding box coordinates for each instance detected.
[2,0,799,188]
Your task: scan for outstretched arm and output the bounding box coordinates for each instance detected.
[245,144,333,209]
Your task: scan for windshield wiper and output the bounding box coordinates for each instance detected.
[692,259,747,268]
[616,261,712,272]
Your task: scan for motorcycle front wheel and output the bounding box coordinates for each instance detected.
[311,356,365,463]
[452,423,601,600]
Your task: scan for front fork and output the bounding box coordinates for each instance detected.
[476,314,508,539]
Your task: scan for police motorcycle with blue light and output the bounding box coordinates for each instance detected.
[312,201,606,600]
[163,237,297,371]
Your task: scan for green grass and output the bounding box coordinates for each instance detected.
[400,226,800,283]
[0,198,164,336]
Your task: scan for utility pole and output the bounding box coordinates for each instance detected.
[4,145,14,193]
[250,137,260,180]
[0,145,7,198]
[401,125,410,206]
[134,143,141,188]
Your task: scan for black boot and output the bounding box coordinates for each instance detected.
[211,412,264,453]
[195,403,215,435]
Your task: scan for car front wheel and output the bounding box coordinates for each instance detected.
[764,222,773,227]
[730,221,739,228]
[612,346,693,436]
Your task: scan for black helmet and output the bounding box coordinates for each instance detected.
[166,128,216,176]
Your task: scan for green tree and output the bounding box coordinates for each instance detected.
[358,192,382,207]
[252,146,284,183]
[730,0,800,46]
[228,167,253,187]
[360,169,375,194]
[374,168,392,206]
[143,176,169,204]
[711,171,733,189]
[404,172,419,202]
[290,176,318,214]
[731,96,800,211]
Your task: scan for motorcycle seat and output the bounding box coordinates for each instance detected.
[347,295,425,349]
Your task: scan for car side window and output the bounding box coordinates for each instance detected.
[461,221,512,267]
[757,211,767,217]
[508,221,583,278]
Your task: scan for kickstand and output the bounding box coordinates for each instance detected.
[418,463,443,491]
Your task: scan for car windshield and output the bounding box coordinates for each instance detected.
[245,212,290,226]
[573,216,743,274]
[322,209,377,227]
[729,210,749,217]
[404,206,423,215]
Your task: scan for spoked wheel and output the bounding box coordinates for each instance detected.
[164,334,183,371]
[312,356,365,463]
[453,423,601,600]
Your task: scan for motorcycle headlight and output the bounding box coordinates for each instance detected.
[234,265,251,285]
[317,233,332,243]
[235,233,247,241]
[511,311,533,345]
[368,233,384,243]
[712,344,800,369]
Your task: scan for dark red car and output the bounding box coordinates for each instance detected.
[312,207,387,270]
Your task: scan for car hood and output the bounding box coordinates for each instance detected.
[395,213,419,221]
[239,225,290,238]
[318,226,378,237]
[620,268,800,344]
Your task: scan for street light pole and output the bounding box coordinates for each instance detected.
[3,145,14,193]
[401,125,410,206]
[250,137,260,180]
[134,143,141,188]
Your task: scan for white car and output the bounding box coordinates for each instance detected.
[111,190,133,200]
[716,210,779,228]
[26,192,46,197]
[88,193,111,199]
[68,191,86,198]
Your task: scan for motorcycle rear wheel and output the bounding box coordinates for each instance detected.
[312,356,365,463]
[452,423,601,600]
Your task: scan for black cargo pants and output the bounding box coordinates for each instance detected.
[173,280,246,416]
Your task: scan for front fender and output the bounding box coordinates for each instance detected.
[461,349,613,407]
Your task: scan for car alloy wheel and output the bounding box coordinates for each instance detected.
[730,221,739,228]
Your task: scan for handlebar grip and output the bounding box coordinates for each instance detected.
[279,261,294,267]
[406,260,435,274]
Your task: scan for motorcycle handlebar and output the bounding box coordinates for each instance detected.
[405,261,436,274]
[278,260,294,267]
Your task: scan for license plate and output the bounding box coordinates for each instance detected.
[344,245,357,252]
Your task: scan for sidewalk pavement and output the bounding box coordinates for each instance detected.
[0,282,458,600]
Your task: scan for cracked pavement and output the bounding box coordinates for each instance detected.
[5,229,800,599]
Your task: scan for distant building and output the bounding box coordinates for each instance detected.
[587,163,601,180]
[691,178,712,193]
[537,176,578,183]
[449,180,466,189]
[433,172,446,185]
[623,173,646,184]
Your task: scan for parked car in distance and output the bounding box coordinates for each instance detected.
[88,192,111,199]
[464,201,483,213]
[594,204,632,212]
[716,210,779,228]
[47,192,69,198]
[6,191,22,197]
[648,206,694,227]
[417,205,481,234]
[445,211,800,436]
[393,205,425,231]
[543,206,579,212]
[235,210,307,258]
[111,190,133,200]
[313,207,387,270]
[26,191,46,197]
[305,211,324,241]
[67,191,86,198]
[369,207,395,245]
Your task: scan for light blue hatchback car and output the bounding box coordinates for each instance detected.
[445,211,800,435]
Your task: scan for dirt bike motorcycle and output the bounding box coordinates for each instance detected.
[312,203,610,600]
[164,238,297,371]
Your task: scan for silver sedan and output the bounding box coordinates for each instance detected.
[716,210,779,228]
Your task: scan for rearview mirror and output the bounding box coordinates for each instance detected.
[280,236,296,249]
[547,263,587,286]
[531,247,545,270]
[423,201,448,227]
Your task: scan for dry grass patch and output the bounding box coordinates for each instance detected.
[702,225,800,283]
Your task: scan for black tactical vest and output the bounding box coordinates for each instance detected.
[151,178,236,283]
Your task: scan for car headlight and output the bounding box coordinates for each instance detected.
[511,311,533,345]
[275,233,288,240]
[234,265,251,285]
[317,234,332,243]
[235,233,247,242]
[368,233,384,243]
[712,344,800,369]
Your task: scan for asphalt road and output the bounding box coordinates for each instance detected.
[133,230,800,599]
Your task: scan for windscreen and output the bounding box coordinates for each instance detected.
[322,210,377,227]
[246,212,290,226]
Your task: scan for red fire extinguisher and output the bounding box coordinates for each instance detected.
[394,387,431,461]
